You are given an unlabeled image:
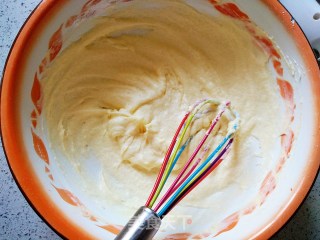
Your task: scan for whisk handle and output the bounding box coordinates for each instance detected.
[114,206,162,240]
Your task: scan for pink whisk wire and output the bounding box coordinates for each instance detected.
[145,99,207,208]
[159,138,233,217]
[145,112,190,207]
[153,105,228,211]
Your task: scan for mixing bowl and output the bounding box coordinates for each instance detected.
[1,0,319,239]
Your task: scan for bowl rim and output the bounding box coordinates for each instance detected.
[1,0,319,239]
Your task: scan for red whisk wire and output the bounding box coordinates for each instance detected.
[159,138,233,218]
[154,106,227,211]
[145,112,190,208]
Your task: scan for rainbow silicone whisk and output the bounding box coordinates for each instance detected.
[115,98,240,240]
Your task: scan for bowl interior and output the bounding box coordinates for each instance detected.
[2,0,319,239]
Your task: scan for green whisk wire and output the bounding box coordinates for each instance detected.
[147,99,226,208]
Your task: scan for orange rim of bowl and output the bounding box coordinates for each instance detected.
[0,0,93,239]
[251,0,320,239]
[1,0,319,239]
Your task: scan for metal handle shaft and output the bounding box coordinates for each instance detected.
[114,206,161,240]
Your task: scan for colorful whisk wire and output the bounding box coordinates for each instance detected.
[145,98,240,218]
[115,98,240,240]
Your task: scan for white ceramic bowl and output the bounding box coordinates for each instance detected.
[1,0,319,239]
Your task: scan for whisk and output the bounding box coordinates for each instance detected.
[115,98,239,240]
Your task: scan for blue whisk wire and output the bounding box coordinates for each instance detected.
[157,131,235,217]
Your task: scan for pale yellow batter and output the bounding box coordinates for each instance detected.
[42,0,283,217]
